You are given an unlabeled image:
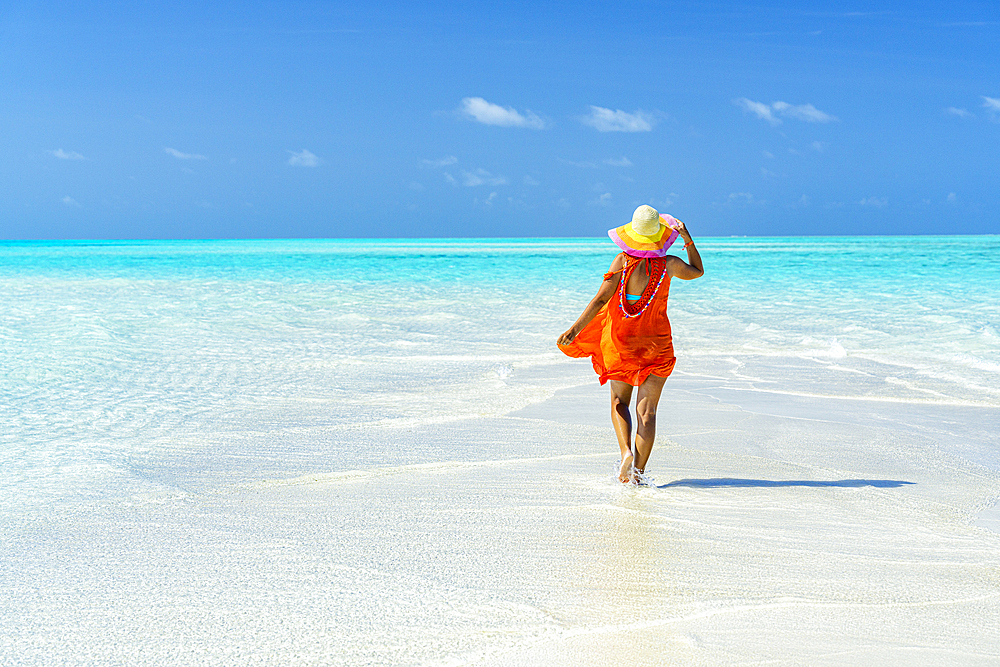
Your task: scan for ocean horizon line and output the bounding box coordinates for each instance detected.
[2,232,998,245]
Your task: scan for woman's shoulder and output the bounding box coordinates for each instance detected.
[602,253,629,281]
[609,252,629,271]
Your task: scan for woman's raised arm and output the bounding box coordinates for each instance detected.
[665,219,704,280]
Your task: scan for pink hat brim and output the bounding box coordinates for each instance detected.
[608,214,680,257]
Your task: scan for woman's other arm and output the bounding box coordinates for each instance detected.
[665,219,704,280]
[557,255,624,345]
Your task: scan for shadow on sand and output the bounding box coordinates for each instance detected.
[658,478,915,489]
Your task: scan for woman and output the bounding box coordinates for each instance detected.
[557,205,704,483]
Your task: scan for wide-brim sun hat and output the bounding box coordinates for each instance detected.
[608,205,680,258]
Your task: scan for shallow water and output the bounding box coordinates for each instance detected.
[2,236,999,664]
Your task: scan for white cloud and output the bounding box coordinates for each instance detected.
[50,149,84,160]
[523,175,540,186]
[771,101,837,123]
[947,192,957,202]
[810,141,825,152]
[580,106,655,132]
[461,168,506,187]
[736,98,838,124]
[444,173,458,185]
[473,192,499,207]
[604,156,633,167]
[287,149,321,167]
[714,192,765,207]
[859,196,888,208]
[735,98,780,125]
[165,147,207,160]
[983,96,1000,119]
[647,194,677,210]
[590,192,613,206]
[61,196,81,207]
[762,150,775,159]
[459,97,546,129]
[422,155,458,167]
[946,107,973,119]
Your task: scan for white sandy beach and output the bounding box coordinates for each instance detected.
[6,360,1000,666]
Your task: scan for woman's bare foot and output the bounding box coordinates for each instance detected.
[618,452,634,483]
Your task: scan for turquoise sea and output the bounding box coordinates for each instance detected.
[3,235,1000,665]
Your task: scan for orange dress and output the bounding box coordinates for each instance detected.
[559,255,676,386]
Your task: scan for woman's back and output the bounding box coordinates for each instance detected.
[622,253,650,300]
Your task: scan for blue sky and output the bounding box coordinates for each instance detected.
[2,1,998,238]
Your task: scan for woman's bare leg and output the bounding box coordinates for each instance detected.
[633,374,668,477]
[610,380,635,483]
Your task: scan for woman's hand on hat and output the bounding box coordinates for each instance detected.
[667,218,692,242]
